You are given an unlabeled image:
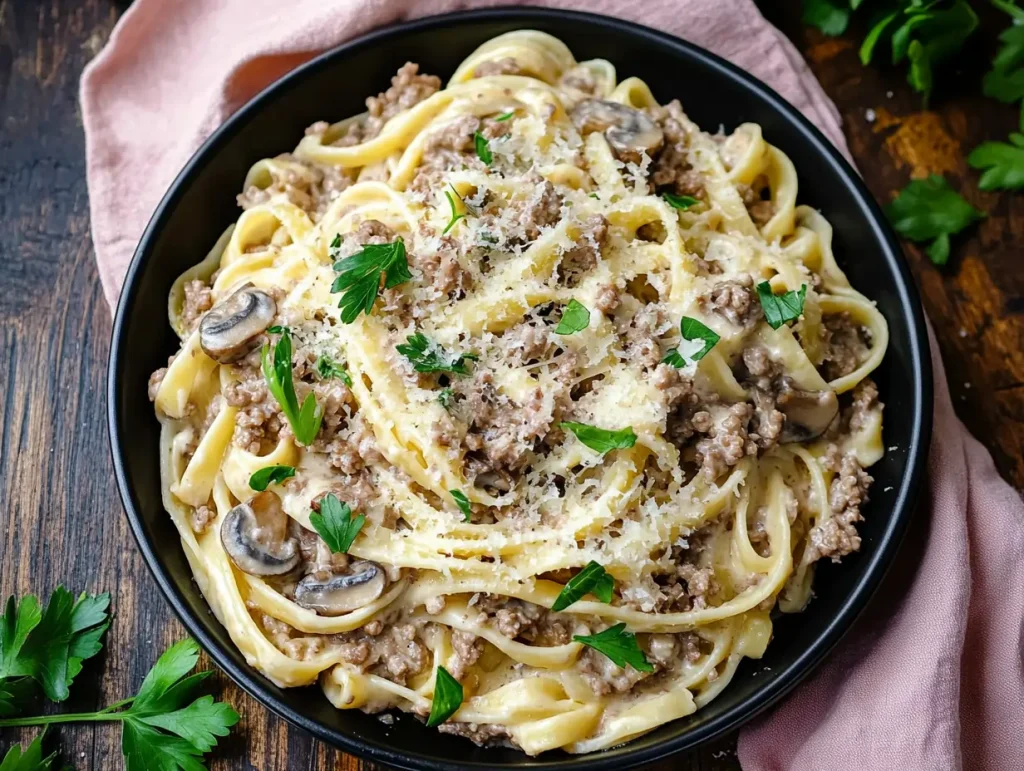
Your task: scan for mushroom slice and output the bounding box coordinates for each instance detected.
[570,99,664,164]
[776,380,839,443]
[293,561,387,616]
[220,491,300,576]
[199,283,277,363]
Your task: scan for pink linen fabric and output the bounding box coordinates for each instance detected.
[80,2,1024,769]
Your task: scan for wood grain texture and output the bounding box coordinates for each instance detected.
[1,1,1020,769]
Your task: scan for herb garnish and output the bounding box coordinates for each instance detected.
[438,388,455,408]
[551,562,614,612]
[261,329,323,446]
[474,132,493,165]
[561,422,637,455]
[450,490,472,522]
[662,317,720,368]
[397,333,479,375]
[443,186,467,235]
[426,666,463,727]
[969,109,1024,191]
[554,299,591,335]
[755,282,807,330]
[884,175,985,265]
[983,12,1024,104]
[493,111,515,122]
[266,325,288,335]
[0,733,56,770]
[572,623,653,672]
[662,193,700,210]
[248,465,296,492]
[315,354,352,386]
[309,493,365,554]
[329,235,412,323]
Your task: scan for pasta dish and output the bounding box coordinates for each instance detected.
[149,31,886,755]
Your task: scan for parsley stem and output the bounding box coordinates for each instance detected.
[97,696,136,713]
[0,711,127,727]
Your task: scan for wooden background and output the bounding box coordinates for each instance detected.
[2,1,1022,768]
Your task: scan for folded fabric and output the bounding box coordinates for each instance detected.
[80,1,1024,769]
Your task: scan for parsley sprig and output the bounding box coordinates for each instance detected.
[756,282,807,330]
[248,465,296,492]
[310,493,365,554]
[329,236,412,323]
[426,666,463,727]
[884,175,985,264]
[261,329,323,446]
[474,132,493,165]
[0,733,57,770]
[315,354,352,386]
[551,562,615,611]
[969,103,1024,191]
[397,333,479,375]
[573,623,653,672]
[561,422,637,455]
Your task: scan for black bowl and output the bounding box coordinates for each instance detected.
[108,8,932,770]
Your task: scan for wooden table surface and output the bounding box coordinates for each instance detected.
[3,1,1022,768]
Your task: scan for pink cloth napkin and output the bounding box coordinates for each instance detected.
[81,1,1024,769]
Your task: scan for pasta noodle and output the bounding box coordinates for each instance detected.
[150,30,886,755]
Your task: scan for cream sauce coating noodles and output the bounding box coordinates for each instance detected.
[150,31,887,755]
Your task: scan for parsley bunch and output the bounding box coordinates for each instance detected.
[329,236,411,323]
[0,589,238,771]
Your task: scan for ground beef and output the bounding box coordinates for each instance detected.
[180,280,213,332]
[578,641,652,695]
[595,283,621,314]
[437,722,516,747]
[739,182,776,227]
[559,215,608,283]
[310,471,378,518]
[225,367,285,453]
[511,176,562,243]
[820,312,871,381]
[236,153,353,221]
[470,594,570,646]
[254,611,326,661]
[473,57,524,77]
[698,276,760,328]
[808,451,872,563]
[335,621,429,685]
[694,403,758,480]
[148,366,167,402]
[406,234,473,301]
[560,66,599,95]
[189,504,215,534]
[501,318,558,365]
[848,378,881,433]
[619,303,671,371]
[647,100,705,198]
[364,63,441,138]
[448,630,484,680]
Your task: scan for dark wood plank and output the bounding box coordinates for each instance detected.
[2,1,1021,769]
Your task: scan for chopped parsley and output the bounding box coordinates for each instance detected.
[248,465,296,492]
[329,236,412,323]
[755,282,807,330]
[261,329,323,446]
[573,623,653,672]
[315,355,352,386]
[474,132,493,165]
[397,333,479,375]
[554,299,591,335]
[662,193,700,210]
[551,562,614,611]
[426,666,463,727]
[493,111,515,122]
[662,316,720,368]
[884,175,984,265]
[450,490,472,522]
[309,493,365,554]
[438,387,455,408]
[561,422,637,455]
[266,325,288,335]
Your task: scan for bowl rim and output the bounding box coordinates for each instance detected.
[107,7,933,769]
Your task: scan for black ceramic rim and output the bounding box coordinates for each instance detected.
[107,7,933,770]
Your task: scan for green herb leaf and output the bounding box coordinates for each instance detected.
[0,733,57,771]
[551,561,614,611]
[248,465,296,492]
[443,188,467,235]
[561,422,637,455]
[573,623,653,672]
[309,494,365,554]
[266,325,288,335]
[450,490,472,522]
[493,111,515,122]
[261,330,323,445]
[0,678,36,718]
[588,192,600,200]
[474,132,493,165]
[983,22,1024,104]
[329,236,411,323]
[438,388,455,408]
[801,0,851,37]
[554,299,591,335]
[121,718,207,771]
[137,696,239,754]
[968,132,1024,191]
[662,316,720,369]
[662,193,700,210]
[884,175,984,266]
[315,355,352,386]
[756,282,807,330]
[397,333,479,375]
[426,666,463,727]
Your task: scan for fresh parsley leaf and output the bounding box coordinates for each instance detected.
[801,0,851,37]
[137,696,239,754]
[310,494,365,554]
[0,678,35,718]
[266,325,287,335]
[130,639,204,715]
[450,490,472,522]
[315,355,352,386]
[551,562,614,612]
[554,299,591,335]
[588,192,600,200]
[329,236,411,323]
[261,330,323,446]
[0,733,57,771]
[983,20,1024,104]
[884,175,984,265]
[443,187,466,235]
[474,132,493,165]
[573,623,653,672]
[397,333,479,375]
[493,111,515,122]
[248,465,296,492]
[438,388,455,408]
[662,193,700,210]
[561,422,637,455]
[121,719,207,771]
[426,666,463,727]
[756,282,807,330]
[968,131,1024,191]
[663,316,720,368]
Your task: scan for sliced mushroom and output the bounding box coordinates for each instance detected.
[293,561,387,616]
[220,491,300,576]
[777,380,839,443]
[570,100,664,164]
[199,283,277,363]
